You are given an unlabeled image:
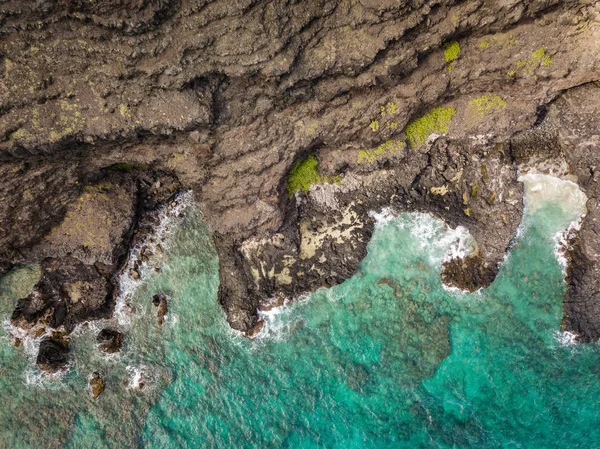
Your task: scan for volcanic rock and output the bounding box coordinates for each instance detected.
[36,338,69,373]
[89,372,105,399]
[96,329,124,353]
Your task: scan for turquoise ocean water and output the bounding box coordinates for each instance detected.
[1,174,599,448]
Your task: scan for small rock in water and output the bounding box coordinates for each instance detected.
[12,338,22,348]
[96,328,124,353]
[37,337,69,373]
[154,294,168,327]
[89,372,105,399]
[130,269,140,280]
[152,293,164,307]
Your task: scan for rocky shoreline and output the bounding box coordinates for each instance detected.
[1,0,600,375]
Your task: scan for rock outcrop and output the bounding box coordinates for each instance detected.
[1,1,600,344]
[36,337,70,373]
[97,328,124,353]
[89,371,105,399]
[152,293,168,327]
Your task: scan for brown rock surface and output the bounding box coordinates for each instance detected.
[1,1,600,341]
[89,372,105,400]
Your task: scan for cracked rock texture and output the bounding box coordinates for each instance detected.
[1,0,600,347]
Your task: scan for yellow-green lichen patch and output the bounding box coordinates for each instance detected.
[468,95,507,117]
[542,55,552,66]
[479,41,490,49]
[369,120,380,132]
[385,102,399,115]
[431,185,449,196]
[531,48,545,63]
[287,155,334,197]
[481,165,489,183]
[444,41,461,63]
[8,128,32,146]
[119,103,132,118]
[379,102,399,120]
[510,48,553,76]
[357,139,406,164]
[322,174,343,185]
[40,100,87,144]
[405,107,456,149]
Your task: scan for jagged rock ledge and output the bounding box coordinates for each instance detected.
[1,0,600,349]
[217,135,524,333]
[7,167,181,371]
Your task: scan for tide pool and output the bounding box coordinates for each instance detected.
[1,174,599,449]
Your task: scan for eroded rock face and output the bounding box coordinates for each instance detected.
[511,83,600,342]
[549,85,600,343]
[7,168,179,366]
[37,338,70,373]
[0,1,600,341]
[97,329,124,353]
[11,257,114,331]
[10,173,138,333]
[222,136,523,330]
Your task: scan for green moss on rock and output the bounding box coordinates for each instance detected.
[405,107,456,148]
[287,155,322,196]
[444,41,461,63]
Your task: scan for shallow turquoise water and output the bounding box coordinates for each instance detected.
[1,175,600,448]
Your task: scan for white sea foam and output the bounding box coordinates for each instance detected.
[368,207,396,225]
[115,190,194,327]
[519,173,587,275]
[519,173,587,219]
[3,318,50,361]
[554,330,579,347]
[252,294,313,343]
[126,364,151,390]
[6,318,72,388]
[397,212,475,267]
[371,207,475,267]
[553,219,583,274]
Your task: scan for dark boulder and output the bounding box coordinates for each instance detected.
[36,338,69,373]
[96,328,124,353]
[152,293,168,327]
